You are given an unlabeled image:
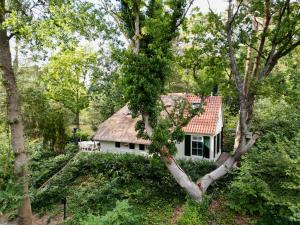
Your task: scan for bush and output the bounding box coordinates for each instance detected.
[32,152,216,214]
[177,197,211,225]
[227,138,300,224]
[80,200,139,225]
[30,143,78,188]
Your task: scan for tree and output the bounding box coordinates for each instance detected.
[0,1,33,223]
[42,49,96,129]
[103,0,300,202]
[0,1,104,223]
[88,51,125,129]
[228,99,300,224]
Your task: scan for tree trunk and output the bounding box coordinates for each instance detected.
[0,2,33,224]
[159,133,258,202]
[161,147,203,202]
[143,111,257,202]
[133,0,140,53]
[75,110,80,129]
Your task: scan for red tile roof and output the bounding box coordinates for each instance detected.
[161,93,222,135]
[182,95,222,135]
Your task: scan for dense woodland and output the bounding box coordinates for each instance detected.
[0,0,299,225]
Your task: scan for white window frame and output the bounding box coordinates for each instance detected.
[191,135,203,157]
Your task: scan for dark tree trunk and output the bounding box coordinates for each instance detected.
[0,1,33,224]
[75,111,80,129]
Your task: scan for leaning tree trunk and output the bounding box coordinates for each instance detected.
[143,112,258,202]
[0,3,33,224]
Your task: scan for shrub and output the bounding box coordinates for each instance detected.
[80,200,139,225]
[227,138,300,224]
[32,152,216,210]
[177,197,211,225]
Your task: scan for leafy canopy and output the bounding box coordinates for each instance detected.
[42,49,96,115]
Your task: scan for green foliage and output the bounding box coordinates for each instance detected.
[0,131,20,216]
[120,50,171,125]
[22,87,70,151]
[42,49,96,116]
[3,1,106,54]
[227,100,300,224]
[222,106,238,152]
[178,12,228,97]
[259,49,300,106]
[33,152,216,207]
[177,197,211,225]
[228,138,300,224]
[30,143,78,189]
[0,178,22,217]
[88,53,125,129]
[119,0,190,129]
[80,200,139,225]
[31,151,216,224]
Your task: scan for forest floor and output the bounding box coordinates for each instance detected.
[0,204,65,225]
[170,204,185,225]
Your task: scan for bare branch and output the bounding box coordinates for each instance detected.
[226,0,243,95]
[99,0,131,45]
[252,0,271,79]
[227,0,244,27]
[243,42,266,60]
[175,0,196,28]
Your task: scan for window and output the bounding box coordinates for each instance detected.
[129,143,135,149]
[192,136,203,156]
[139,144,145,150]
[115,142,120,148]
[192,103,201,109]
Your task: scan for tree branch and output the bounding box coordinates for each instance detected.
[175,0,196,28]
[197,133,259,192]
[252,0,271,79]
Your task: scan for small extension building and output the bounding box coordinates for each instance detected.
[93,93,223,161]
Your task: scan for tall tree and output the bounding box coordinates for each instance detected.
[104,0,300,202]
[0,1,32,223]
[0,1,104,223]
[42,49,96,129]
[221,0,300,190]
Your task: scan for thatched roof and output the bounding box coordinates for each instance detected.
[93,105,150,144]
[93,93,222,144]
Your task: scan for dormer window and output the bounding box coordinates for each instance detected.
[192,103,201,109]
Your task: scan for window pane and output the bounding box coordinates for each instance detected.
[192,142,198,148]
[192,136,202,141]
[199,142,203,149]
[198,148,203,156]
[192,148,197,155]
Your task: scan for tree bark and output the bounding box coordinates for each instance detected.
[0,1,33,224]
[252,0,271,79]
[133,0,140,53]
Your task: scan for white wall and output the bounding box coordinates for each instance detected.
[175,134,219,161]
[175,141,185,158]
[215,107,223,134]
[100,141,148,156]
[99,134,221,161]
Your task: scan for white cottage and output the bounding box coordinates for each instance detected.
[93,93,223,161]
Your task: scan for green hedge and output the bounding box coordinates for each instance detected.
[32,152,216,210]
